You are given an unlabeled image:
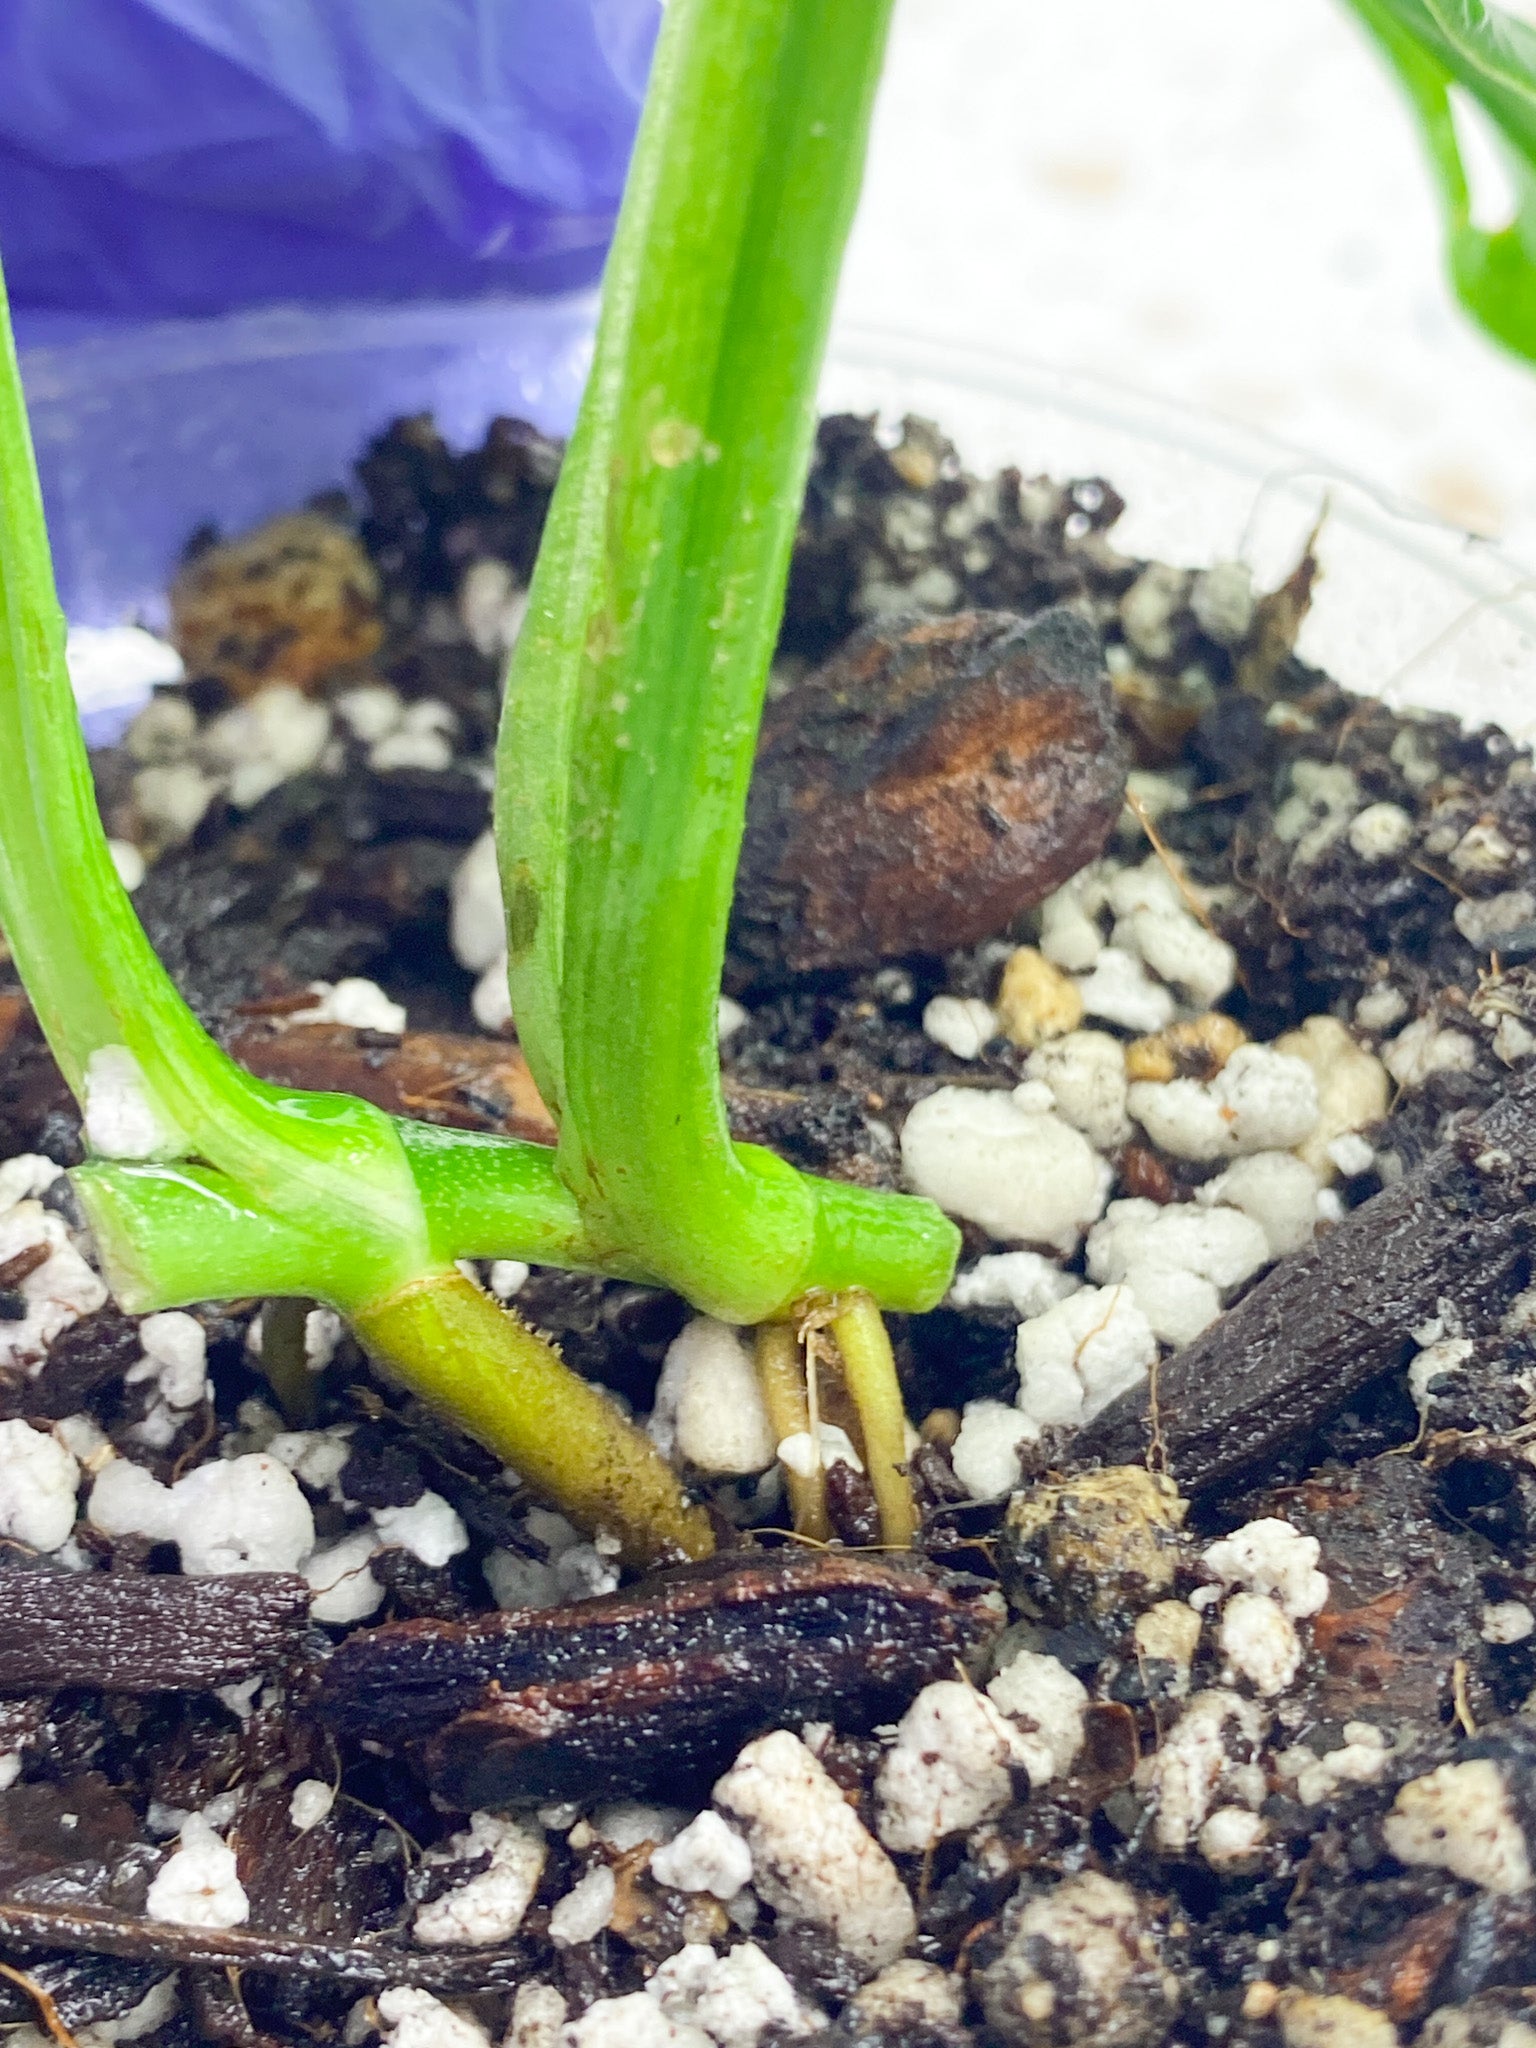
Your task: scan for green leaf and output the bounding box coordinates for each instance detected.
[498,0,958,1322]
[1341,0,1536,361]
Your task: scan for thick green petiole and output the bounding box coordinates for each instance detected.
[0,256,705,1566]
[497,0,960,1327]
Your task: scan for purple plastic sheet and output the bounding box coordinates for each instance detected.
[5,1,660,630]
[0,0,659,319]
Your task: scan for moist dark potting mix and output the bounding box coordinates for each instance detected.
[3,410,1536,2048]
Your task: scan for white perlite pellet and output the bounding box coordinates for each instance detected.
[372,1489,468,1568]
[650,1811,753,1900]
[949,1250,1079,1319]
[145,1813,249,1929]
[289,1779,335,1832]
[1025,1030,1131,1150]
[900,1085,1111,1252]
[1218,1592,1302,1695]
[90,1451,314,1575]
[203,684,331,809]
[1089,1197,1270,1293]
[1275,1724,1392,1806]
[1199,1152,1323,1257]
[549,1864,617,1948]
[1014,1284,1157,1436]
[1074,946,1176,1034]
[1384,1017,1478,1091]
[1273,761,1360,863]
[459,559,528,657]
[377,1987,492,2048]
[126,1310,208,1411]
[984,1871,1174,2041]
[304,1529,385,1624]
[484,1508,620,1612]
[0,1199,106,1376]
[1201,1517,1329,1618]
[922,994,997,1059]
[1129,1043,1319,1163]
[846,1960,964,2035]
[1200,1806,1269,1867]
[1121,903,1237,1009]
[508,1984,567,2048]
[951,1400,1035,1500]
[1385,1760,1533,1893]
[335,683,403,745]
[649,1318,775,1475]
[713,1729,915,1971]
[0,1418,81,1552]
[562,1991,711,2047]
[1482,1600,1535,1644]
[647,1941,824,2044]
[290,977,407,1035]
[875,1680,1035,1851]
[413,1812,546,1947]
[1274,1016,1391,1181]
[1191,562,1255,646]
[68,625,184,717]
[986,1649,1089,1784]
[82,1045,185,1160]
[1348,803,1414,862]
[1138,1690,1268,1854]
[449,831,505,974]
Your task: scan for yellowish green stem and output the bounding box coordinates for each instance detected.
[754,1321,830,1542]
[352,1268,714,1567]
[259,1296,318,1428]
[829,1289,917,1549]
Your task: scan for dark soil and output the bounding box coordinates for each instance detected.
[2,408,1536,2044]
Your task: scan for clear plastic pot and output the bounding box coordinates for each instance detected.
[21,301,1536,739]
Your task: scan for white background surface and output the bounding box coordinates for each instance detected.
[839,0,1536,562]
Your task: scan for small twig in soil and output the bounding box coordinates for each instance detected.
[0,1960,80,2048]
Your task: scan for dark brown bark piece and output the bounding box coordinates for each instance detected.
[732,606,1127,973]
[1072,1073,1536,1498]
[318,1549,1002,1803]
[0,1571,309,1692]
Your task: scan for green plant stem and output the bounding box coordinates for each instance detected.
[259,1297,318,1428]
[0,257,708,1565]
[753,1322,830,1542]
[829,1290,918,1550]
[353,1269,713,1565]
[1341,0,1536,362]
[497,0,958,1325]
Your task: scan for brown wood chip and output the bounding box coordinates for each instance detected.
[0,1572,309,1692]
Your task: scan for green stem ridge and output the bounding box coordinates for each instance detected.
[497,0,959,1324]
